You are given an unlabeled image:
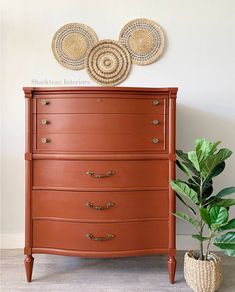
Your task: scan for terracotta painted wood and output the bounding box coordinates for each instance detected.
[25,86,177,93]
[168,97,177,280]
[24,86,177,283]
[35,133,167,152]
[31,247,170,258]
[168,256,176,284]
[34,97,167,114]
[33,159,169,189]
[34,113,166,134]
[33,220,169,251]
[32,190,169,220]
[24,255,34,282]
[33,152,174,160]
[24,92,34,281]
[34,113,168,152]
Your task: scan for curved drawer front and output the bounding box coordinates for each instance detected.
[33,220,169,251]
[35,114,165,134]
[32,190,169,220]
[35,133,166,152]
[33,160,169,189]
[35,97,166,114]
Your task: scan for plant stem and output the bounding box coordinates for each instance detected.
[199,219,204,260]
[205,238,211,260]
[199,178,204,260]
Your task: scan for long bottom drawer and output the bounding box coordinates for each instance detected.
[33,220,169,251]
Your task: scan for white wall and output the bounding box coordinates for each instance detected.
[1,0,235,248]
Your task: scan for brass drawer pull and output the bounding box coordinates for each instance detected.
[86,170,115,178]
[41,137,49,144]
[41,119,49,125]
[41,99,49,105]
[85,201,115,210]
[152,99,160,106]
[152,138,159,144]
[152,119,159,125]
[86,233,115,241]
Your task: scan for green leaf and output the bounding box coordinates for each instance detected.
[206,161,226,180]
[223,249,235,257]
[170,180,199,204]
[213,232,235,251]
[192,234,209,241]
[176,150,199,175]
[195,138,221,162]
[216,199,235,208]
[187,179,200,194]
[203,196,216,207]
[202,180,213,200]
[176,149,188,162]
[188,151,200,171]
[209,206,229,229]
[216,187,235,198]
[176,160,192,177]
[201,149,232,178]
[174,211,199,229]
[203,186,213,199]
[175,193,196,215]
[200,207,211,227]
[183,161,200,176]
[218,219,235,231]
[209,141,222,155]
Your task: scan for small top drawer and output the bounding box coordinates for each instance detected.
[33,113,167,152]
[34,96,167,114]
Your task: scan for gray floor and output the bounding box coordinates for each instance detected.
[1,250,235,292]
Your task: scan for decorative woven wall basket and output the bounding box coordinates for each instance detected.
[52,23,98,70]
[119,18,165,65]
[86,39,131,86]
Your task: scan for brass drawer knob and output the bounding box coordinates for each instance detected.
[41,119,49,125]
[152,138,159,144]
[85,233,115,241]
[41,137,49,144]
[86,170,115,179]
[41,99,49,105]
[85,201,115,210]
[152,119,159,125]
[152,99,160,106]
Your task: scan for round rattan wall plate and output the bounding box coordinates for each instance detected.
[119,18,165,65]
[86,39,131,86]
[52,23,98,70]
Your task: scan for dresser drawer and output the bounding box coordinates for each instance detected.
[32,190,169,220]
[33,220,169,251]
[35,133,166,152]
[34,114,165,134]
[33,159,168,190]
[35,97,167,114]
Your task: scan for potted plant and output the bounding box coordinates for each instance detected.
[170,138,235,292]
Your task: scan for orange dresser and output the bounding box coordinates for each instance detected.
[23,86,178,283]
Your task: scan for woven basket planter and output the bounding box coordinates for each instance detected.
[184,251,222,292]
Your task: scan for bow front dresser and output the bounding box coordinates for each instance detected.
[23,86,178,283]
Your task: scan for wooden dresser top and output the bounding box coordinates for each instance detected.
[23,86,178,97]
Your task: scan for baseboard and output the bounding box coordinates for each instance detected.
[1,233,218,251]
[1,233,25,249]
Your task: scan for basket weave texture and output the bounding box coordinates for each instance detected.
[52,23,98,70]
[119,18,165,65]
[86,39,131,86]
[184,251,222,292]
